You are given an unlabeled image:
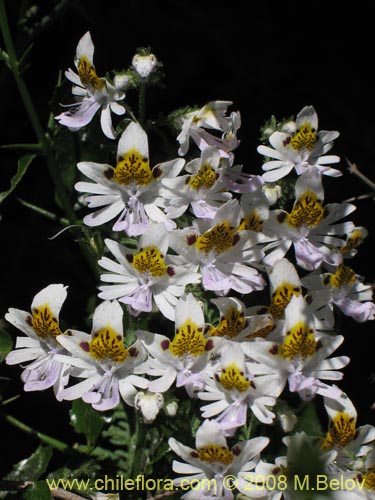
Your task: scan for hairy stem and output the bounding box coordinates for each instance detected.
[1,412,70,453]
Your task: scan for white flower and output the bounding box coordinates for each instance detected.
[5,284,70,400]
[160,147,232,220]
[244,258,303,341]
[168,419,269,500]
[55,31,125,139]
[237,431,333,500]
[138,293,218,397]
[98,224,200,321]
[258,105,341,182]
[302,263,375,328]
[340,226,368,258]
[176,101,238,158]
[75,121,184,236]
[322,389,375,470]
[263,169,355,270]
[169,199,265,296]
[56,300,148,411]
[245,295,350,402]
[207,296,274,342]
[198,342,276,435]
[132,52,157,78]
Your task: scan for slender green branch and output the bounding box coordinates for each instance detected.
[0,143,43,152]
[0,0,99,278]
[138,80,146,125]
[0,0,47,148]
[0,412,70,453]
[130,415,146,479]
[17,198,70,225]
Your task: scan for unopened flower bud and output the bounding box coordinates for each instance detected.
[132,53,157,78]
[164,401,178,417]
[262,184,282,206]
[281,120,296,134]
[113,73,132,90]
[135,391,164,423]
[278,410,297,433]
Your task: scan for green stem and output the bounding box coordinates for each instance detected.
[0,0,46,148]
[1,412,69,453]
[138,80,146,125]
[0,0,99,278]
[17,198,70,225]
[130,415,146,479]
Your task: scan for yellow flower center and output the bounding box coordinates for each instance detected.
[289,122,317,151]
[328,264,356,288]
[341,230,366,255]
[363,467,375,490]
[238,210,264,232]
[168,320,207,358]
[196,221,238,254]
[270,283,301,319]
[287,191,324,229]
[188,164,218,190]
[246,316,275,340]
[197,444,234,465]
[279,322,317,360]
[219,363,251,392]
[89,326,128,363]
[132,246,167,277]
[209,306,245,338]
[31,305,62,339]
[112,149,153,187]
[78,56,105,90]
[321,412,356,449]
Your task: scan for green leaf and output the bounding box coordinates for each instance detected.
[294,402,323,437]
[0,329,12,363]
[0,446,53,498]
[70,399,104,448]
[0,154,35,205]
[23,480,51,500]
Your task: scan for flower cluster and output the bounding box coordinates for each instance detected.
[5,32,375,500]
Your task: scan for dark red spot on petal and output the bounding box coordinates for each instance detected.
[129,347,138,357]
[161,339,170,350]
[277,212,287,223]
[167,266,175,276]
[205,339,214,351]
[104,168,114,179]
[269,345,278,355]
[80,342,90,352]
[187,235,197,245]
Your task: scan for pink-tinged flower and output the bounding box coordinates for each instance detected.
[98,224,200,321]
[168,419,269,500]
[169,199,265,296]
[302,263,375,329]
[198,342,276,435]
[56,300,148,411]
[160,147,232,220]
[176,101,240,160]
[262,169,355,270]
[138,293,218,397]
[55,31,125,139]
[258,105,341,182]
[245,295,350,402]
[75,121,184,236]
[5,284,71,400]
[322,389,375,470]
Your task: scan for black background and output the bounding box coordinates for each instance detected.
[0,0,374,472]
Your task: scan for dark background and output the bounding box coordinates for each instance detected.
[1,0,374,472]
